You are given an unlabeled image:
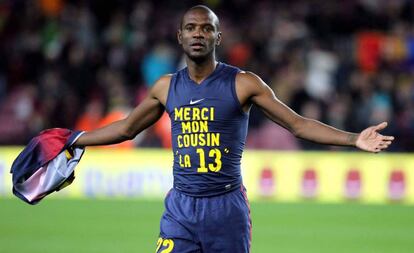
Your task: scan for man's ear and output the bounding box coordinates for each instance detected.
[216,32,222,46]
[177,29,183,45]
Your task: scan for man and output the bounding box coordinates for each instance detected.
[74,5,394,253]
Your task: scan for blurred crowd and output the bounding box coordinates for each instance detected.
[0,0,413,151]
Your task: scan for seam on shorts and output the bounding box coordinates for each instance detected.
[240,185,252,252]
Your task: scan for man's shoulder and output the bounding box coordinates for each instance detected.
[150,74,173,103]
[235,71,263,84]
[159,73,174,81]
[154,74,173,86]
[234,70,270,100]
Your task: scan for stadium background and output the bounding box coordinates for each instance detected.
[0,0,414,252]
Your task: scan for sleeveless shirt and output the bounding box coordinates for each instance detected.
[165,62,249,196]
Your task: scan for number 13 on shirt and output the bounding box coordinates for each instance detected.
[196,148,222,173]
[178,148,222,172]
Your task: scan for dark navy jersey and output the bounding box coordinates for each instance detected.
[165,62,249,197]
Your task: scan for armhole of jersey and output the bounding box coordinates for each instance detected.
[231,70,249,116]
[165,73,176,114]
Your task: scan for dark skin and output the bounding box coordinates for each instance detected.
[75,6,394,153]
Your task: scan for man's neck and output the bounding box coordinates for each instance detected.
[186,57,217,84]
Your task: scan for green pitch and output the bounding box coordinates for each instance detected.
[0,198,413,253]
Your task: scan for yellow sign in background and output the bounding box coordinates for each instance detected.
[1,148,413,204]
[241,151,414,204]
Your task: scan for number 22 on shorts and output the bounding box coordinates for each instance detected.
[155,238,174,253]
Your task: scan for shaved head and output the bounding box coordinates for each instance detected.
[177,4,222,63]
[180,5,220,31]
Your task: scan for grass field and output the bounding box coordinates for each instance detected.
[1,198,413,253]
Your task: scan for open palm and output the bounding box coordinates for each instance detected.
[356,122,394,153]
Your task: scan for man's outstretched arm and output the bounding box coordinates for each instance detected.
[75,75,170,146]
[236,72,394,152]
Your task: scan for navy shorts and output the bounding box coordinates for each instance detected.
[155,186,252,253]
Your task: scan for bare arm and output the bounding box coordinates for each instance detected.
[236,72,394,152]
[75,75,171,146]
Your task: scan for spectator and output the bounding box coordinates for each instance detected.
[0,0,412,151]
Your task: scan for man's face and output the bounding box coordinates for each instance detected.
[178,10,221,61]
